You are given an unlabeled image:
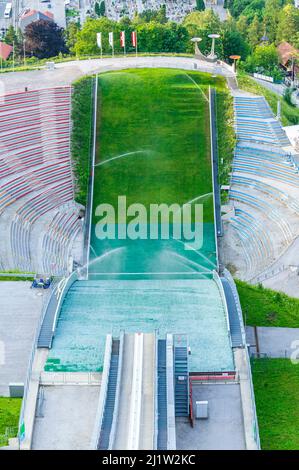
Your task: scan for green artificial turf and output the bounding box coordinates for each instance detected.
[252,358,299,450]
[0,398,21,447]
[236,279,299,328]
[93,68,229,223]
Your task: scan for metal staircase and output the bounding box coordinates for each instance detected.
[174,339,189,417]
[157,339,167,450]
[37,289,59,348]
[97,339,120,449]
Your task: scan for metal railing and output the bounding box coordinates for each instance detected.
[90,334,113,449]
[222,269,261,449]
[108,332,125,449]
[17,277,61,443]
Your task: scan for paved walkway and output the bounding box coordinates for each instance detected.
[31,385,100,450]
[246,326,299,358]
[176,383,246,450]
[0,56,235,96]
[0,282,43,396]
[253,235,299,297]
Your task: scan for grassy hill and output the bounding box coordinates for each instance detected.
[252,358,299,450]
[236,279,299,328]
[94,68,218,222]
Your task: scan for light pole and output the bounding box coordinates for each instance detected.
[207,34,220,62]
[23,38,26,66]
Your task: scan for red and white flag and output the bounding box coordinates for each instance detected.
[131,31,137,48]
[120,31,125,48]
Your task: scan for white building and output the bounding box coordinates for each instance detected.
[105,0,197,23]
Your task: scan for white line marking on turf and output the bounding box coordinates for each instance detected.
[184,73,209,103]
[94,150,146,167]
[182,192,213,207]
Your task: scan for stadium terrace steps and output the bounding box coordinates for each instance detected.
[174,341,189,417]
[157,339,168,450]
[0,86,83,274]
[228,94,299,280]
[234,96,289,146]
[97,338,120,450]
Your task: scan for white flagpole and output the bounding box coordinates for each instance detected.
[12,41,15,71]
[136,31,138,58]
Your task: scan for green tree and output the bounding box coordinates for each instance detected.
[5,26,24,58]
[244,43,281,78]
[242,0,265,22]
[64,22,80,53]
[156,5,168,24]
[263,0,281,43]
[251,43,279,69]
[4,25,18,45]
[95,1,106,17]
[276,5,299,46]
[247,14,262,48]
[236,15,248,39]
[183,10,222,56]
[74,17,119,55]
[222,29,250,60]
[195,0,205,11]
[136,21,188,53]
[138,6,168,24]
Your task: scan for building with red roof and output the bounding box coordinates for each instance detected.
[0,42,13,61]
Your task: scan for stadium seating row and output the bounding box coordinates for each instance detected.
[0,86,82,274]
[229,94,298,280]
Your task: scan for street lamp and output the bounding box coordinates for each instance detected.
[229,55,241,74]
[207,34,220,62]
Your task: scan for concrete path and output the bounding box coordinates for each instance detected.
[254,236,299,298]
[246,326,299,359]
[0,56,235,96]
[31,385,100,450]
[0,282,43,396]
[176,383,246,450]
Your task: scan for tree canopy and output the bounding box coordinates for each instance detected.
[24,20,67,59]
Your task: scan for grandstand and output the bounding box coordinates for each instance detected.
[0,66,259,451]
[221,94,299,281]
[0,87,83,274]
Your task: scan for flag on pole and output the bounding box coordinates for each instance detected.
[131,31,137,48]
[109,32,114,48]
[120,31,126,48]
[96,32,102,49]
